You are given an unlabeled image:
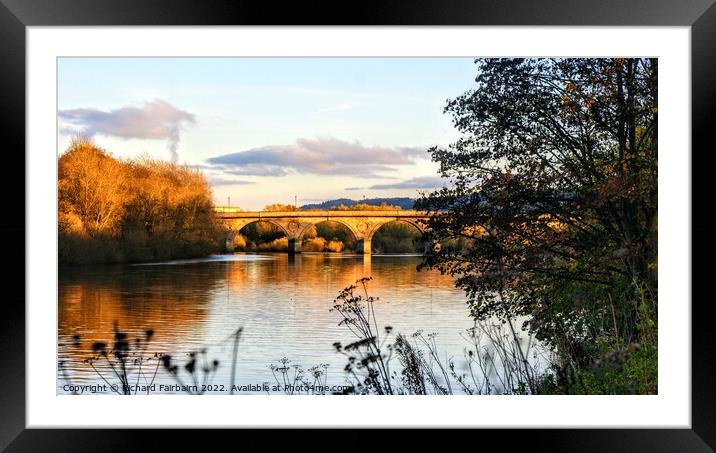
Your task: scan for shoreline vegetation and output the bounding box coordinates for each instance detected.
[59,138,225,266]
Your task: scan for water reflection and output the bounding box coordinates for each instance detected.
[58,253,475,393]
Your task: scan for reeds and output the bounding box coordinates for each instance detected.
[63,324,243,395]
[73,323,162,395]
[331,277,395,394]
[330,277,546,395]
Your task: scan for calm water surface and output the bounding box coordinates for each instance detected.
[58,253,479,394]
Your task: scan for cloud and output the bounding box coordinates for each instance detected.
[222,165,289,177]
[207,137,427,177]
[59,99,196,163]
[346,176,446,191]
[206,176,255,187]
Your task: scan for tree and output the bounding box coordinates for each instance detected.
[263,203,298,212]
[58,138,128,235]
[416,59,657,386]
[329,203,402,211]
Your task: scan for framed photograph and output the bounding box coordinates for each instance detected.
[3,0,714,449]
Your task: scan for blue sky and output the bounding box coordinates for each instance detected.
[58,57,478,210]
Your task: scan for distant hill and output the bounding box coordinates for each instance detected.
[300,197,415,210]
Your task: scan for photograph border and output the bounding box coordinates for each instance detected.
[3,0,715,450]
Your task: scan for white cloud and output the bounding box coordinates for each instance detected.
[59,99,196,163]
[346,175,446,190]
[206,137,428,177]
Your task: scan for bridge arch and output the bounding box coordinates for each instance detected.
[297,218,360,241]
[366,218,426,241]
[295,219,360,253]
[230,218,290,237]
[226,219,290,252]
[368,219,428,254]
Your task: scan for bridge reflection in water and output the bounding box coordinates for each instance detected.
[288,252,373,276]
[215,208,433,254]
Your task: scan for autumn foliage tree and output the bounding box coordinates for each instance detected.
[59,138,224,264]
[416,58,658,393]
[329,203,403,211]
[58,138,128,236]
[263,203,298,212]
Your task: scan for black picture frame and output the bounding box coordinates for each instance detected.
[2,0,714,450]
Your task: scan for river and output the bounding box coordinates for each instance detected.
[58,253,511,395]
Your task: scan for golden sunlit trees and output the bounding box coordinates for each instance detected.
[330,203,402,211]
[122,156,223,261]
[263,203,298,212]
[58,138,224,264]
[58,138,128,236]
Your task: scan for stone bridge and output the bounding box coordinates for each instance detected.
[215,207,431,254]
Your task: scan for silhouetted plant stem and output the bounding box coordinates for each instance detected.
[86,360,123,395]
[229,327,243,395]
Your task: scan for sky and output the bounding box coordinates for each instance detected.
[57,57,478,210]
